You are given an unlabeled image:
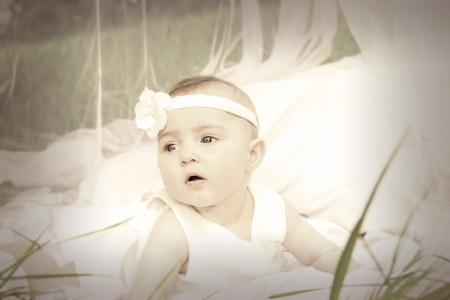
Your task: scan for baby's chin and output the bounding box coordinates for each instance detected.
[176,196,213,208]
[167,190,215,208]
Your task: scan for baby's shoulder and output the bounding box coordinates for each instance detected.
[250,183,283,198]
[250,183,285,209]
[149,202,188,261]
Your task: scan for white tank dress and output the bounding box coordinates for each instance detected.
[149,184,289,300]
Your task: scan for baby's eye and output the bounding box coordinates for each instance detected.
[165,143,178,152]
[201,136,216,144]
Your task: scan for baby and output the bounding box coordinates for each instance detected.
[128,76,354,299]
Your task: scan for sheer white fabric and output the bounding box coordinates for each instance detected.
[1,1,449,298]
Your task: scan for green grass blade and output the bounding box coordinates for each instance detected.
[329,129,409,300]
[147,261,180,300]
[57,216,134,244]
[1,219,131,298]
[401,252,422,273]
[8,228,45,249]
[434,255,450,264]
[0,287,61,299]
[2,272,99,281]
[0,286,29,298]
[361,238,387,280]
[201,288,221,300]
[269,287,330,298]
[0,240,41,289]
[329,218,364,300]
[269,283,387,299]
[386,183,434,281]
[0,227,52,282]
[420,283,450,300]
[389,270,428,298]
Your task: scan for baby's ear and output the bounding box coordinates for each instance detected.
[247,137,266,172]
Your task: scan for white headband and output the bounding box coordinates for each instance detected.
[134,88,258,138]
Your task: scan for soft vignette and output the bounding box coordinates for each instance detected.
[0,0,449,299]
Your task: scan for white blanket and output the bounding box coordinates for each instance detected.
[1,56,449,299]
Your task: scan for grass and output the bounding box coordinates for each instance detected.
[0,1,358,208]
[8,2,434,299]
[1,98,448,300]
[0,1,358,152]
[0,2,237,152]
[1,2,448,299]
[329,131,411,300]
[0,230,86,299]
[265,130,450,299]
[0,216,135,299]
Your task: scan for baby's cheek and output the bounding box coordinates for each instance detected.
[223,164,245,182]
[160,167,177,187]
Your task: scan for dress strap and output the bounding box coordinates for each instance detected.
[249,184,287,243]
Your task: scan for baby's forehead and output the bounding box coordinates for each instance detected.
[165,106,243,127]
[160,107,254,140]
[166,85,258,138]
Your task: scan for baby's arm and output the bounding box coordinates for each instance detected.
[282,203,358,274]
[127,209,188,300]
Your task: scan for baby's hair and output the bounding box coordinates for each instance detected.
[169,76,258,138]
[169,76,256,113]
[169,76,239,96]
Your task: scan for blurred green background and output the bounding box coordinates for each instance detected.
[0,0,358,152]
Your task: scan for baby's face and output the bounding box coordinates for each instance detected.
[157,105,254,208]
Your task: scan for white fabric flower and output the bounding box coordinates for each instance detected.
[134,88,172,138]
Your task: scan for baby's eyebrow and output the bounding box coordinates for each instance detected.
[158,130,178,140]
[159,125,225,140]
[195,125,225,132]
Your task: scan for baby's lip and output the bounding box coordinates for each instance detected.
[185,172,206,184]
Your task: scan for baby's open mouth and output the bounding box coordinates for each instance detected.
[185,174,205,183]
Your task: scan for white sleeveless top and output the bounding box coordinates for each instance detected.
[150,184,288,299]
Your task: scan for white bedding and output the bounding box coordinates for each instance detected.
[1,55,449,299]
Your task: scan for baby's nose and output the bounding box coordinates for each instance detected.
[181,156,198,164]
[180,147,199,165]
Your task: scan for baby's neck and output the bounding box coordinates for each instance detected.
[194,185,252,227]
